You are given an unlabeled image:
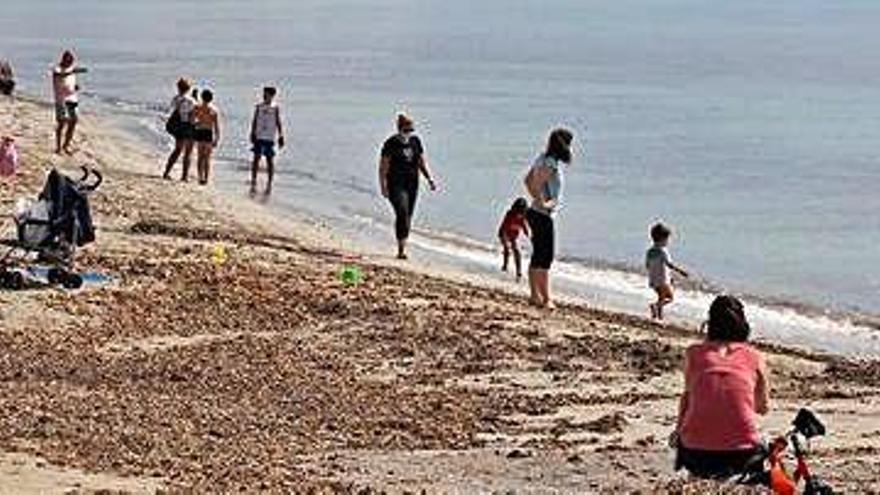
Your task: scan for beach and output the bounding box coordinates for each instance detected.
[0,97,879,492]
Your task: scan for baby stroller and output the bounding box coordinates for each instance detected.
[0,166,102,290]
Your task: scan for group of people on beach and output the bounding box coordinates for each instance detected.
[1,47,780,485]
[381,116,773,481]
[162,79,284,193]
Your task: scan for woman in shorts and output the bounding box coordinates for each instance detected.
[162,78,196,181]
[191,89,220,185]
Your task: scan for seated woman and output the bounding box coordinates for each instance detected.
[674,294,770,479]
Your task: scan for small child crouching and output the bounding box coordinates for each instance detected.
[498,197,530,279]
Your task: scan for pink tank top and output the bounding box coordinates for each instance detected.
[681,342,763,451]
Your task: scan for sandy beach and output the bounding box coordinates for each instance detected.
[0,96,878,493]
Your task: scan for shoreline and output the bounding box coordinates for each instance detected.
[1,97,878,491]
[11,87,880,358]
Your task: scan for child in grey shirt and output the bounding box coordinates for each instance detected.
[646,222,689,320]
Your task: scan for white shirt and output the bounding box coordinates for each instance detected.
[52,67,78,104]
[170,94,195,123]
[253,102,279,142]
[529,154,564,216]
[646,244,672,288]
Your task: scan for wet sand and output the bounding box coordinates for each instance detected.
[0,96,878,493]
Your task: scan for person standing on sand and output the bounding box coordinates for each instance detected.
[0,60,15,96]
[523,128,574,309]
[52,50,88,154]
[672,295,771,479]
[191,89,220,185]
[378,113,438,260]
[249,86,285,195]
[163,78,197,181]
[646,222,689,321]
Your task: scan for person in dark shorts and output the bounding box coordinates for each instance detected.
[191,89,220,185]
[673,295,770,479]
[163,77,196,181]
[523,128,574,309]
[51,50,88,155]
[378,113,438,260]
[249,86,285,195]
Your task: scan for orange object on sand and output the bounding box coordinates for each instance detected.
[769,463,797,495]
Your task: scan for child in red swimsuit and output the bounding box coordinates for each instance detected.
[498,197,530,279]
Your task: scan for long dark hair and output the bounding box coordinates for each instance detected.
[706,295,751,343]
[546,128,574,164]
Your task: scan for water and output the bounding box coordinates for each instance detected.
[2,0,879,355]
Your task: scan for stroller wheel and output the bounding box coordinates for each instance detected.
[62,273,83,290]
[47,268,64,285]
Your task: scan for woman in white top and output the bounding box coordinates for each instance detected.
[249,86,285,194]
[163,78,196,181]
[51,50,87,155]
[523,128,574,309]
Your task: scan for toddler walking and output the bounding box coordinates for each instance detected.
[646,222,689,320]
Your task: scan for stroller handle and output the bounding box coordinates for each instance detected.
[78,166,103,191]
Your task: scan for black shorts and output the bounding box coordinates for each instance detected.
[526,208,554,269]
[173,122,194,141]
[0,79,14,96]
[193,128,213,144]
[675,444,766,479]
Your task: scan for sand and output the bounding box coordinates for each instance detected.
[0,95,878,493]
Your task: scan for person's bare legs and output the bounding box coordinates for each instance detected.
[265,155,274,194]
[653,284,674,320]
[196,142,208,185]
[181,140,194,181]
[163,139,184,179]
[202,145,213,184]
[250,154,260,193]
[62,117,77,154]
[528,267,544,306]
[500,238,511,272]
[55,121,65,154]
[534,269,554,308]
[512,244,523,280]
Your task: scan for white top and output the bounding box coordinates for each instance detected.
[253,102,280,141]
[646,244,672,288]
[529,153,564,216]
[170,94,195,123]
[52,67,78,104]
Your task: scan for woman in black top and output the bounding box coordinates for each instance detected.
[378,113,437,259]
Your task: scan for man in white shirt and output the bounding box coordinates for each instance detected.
[52,50,87,154]
[249,86,285,194]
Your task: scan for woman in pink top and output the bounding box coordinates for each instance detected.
[674,295,771,479]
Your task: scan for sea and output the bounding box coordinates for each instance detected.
[2,0,879,356]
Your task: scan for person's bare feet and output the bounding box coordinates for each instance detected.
[544,300,557,310]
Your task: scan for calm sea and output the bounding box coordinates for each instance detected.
[2,0,879,354]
